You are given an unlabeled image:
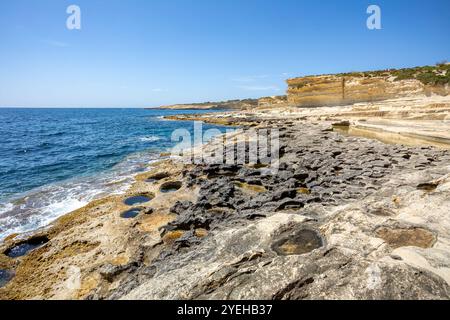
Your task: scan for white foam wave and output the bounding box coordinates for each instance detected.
[139,136,161,142]
[0,151,161,241]
[0,202,13,215]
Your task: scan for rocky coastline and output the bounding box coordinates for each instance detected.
[1,96,450,299]
[1,66,450,299]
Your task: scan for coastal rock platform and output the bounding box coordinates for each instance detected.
[1,99,450,299]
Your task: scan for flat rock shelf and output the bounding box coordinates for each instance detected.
[2,119,450,300]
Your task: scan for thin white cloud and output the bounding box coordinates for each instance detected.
[237,85,281,91]
[44,40,70,48]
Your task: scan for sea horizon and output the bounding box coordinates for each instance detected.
[0,108,228,240]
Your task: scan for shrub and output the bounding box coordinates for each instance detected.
[393,69,417,81]
[416,71,450,86]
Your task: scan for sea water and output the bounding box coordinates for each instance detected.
[0,108,227,240]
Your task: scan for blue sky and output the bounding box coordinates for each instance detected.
[0,0,449,108]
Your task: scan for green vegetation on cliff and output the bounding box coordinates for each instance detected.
[331,63,450,86]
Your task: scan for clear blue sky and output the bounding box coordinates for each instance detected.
[0,0,449,107]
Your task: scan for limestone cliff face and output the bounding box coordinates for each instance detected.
[286,75,446,107]
[257,95,288,108]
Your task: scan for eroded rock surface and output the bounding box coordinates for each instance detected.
[1,120,450,300]
[118,122,450,300]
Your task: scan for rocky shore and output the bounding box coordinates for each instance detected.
[149,98,259,110]
[1,94,450,299]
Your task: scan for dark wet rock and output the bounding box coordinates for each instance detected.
[332,120,351,127]
[305,171,318,181]
[417,182,439,191]
[100,262,138,283]
[277,200,305,211]
[198,179,236,208]
[272,276,315,299]
[270,189,297,202]
[239,198,266,210]
[402,154,411,160]
[164,211,213,233]
[143,208,154,215]
[244,212,267,220]
[204,165,240,179]
[294,170,309,181]
[173,230,203,249]
[237,167,261,177]
[170,201,194,215]
[279,146,287,157]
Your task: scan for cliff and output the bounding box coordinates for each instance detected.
[287,64,450,107]
[152,64,449,110]
[153,98,258,110]
[257,95,288,108]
